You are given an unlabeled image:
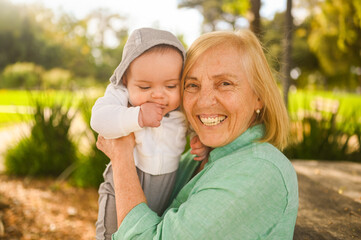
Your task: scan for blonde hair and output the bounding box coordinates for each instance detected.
[181,29,289,150]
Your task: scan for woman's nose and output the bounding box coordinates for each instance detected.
[197,85,217,107]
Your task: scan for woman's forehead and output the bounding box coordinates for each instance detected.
[190,47,243,73]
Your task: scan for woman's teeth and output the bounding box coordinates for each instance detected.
[199,116,226,126]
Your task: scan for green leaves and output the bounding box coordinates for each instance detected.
[4,95,77,177]
[308,0,361,78]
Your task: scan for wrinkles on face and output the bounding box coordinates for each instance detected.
[183,45,262,147]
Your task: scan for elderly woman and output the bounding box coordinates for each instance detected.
[96,29,299,239]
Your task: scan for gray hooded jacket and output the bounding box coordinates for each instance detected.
[110,27,186,86]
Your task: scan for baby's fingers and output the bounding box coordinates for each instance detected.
[190,148,205,157]
[190,135,202,148]
[193,155,206,161]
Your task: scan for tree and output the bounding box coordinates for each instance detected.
[308,0,361,89]
[263,11,320,90]
[281,0,294,107]
[0,0,130,84]
[250,0,262,38]
[0,1,95,76]
[178,0,249,32]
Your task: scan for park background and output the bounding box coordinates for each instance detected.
[0,0,360,239]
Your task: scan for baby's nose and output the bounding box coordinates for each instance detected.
[151,88,165,99]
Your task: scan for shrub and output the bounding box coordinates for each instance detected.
[42,68,72,89]
[1,62,44,89]
[70,98,109,188]
[285,96,361,162]
[4,96,78,176]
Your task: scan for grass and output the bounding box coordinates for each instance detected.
[0,89,78,106]
[286,89,361,162]
[0,89,98,129]
[289,90,361,119]
[0,112,32,128]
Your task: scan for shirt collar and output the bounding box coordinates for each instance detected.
[208,124,265,164]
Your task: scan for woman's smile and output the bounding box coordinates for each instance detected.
[198,115,227,126]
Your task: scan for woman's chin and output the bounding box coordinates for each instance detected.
[198,134,226,148]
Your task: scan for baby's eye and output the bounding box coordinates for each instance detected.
[138,86,150,90]
[167,85,177,89]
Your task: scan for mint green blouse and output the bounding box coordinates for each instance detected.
[113,124,299,239]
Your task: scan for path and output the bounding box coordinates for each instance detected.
[293,160,361,240]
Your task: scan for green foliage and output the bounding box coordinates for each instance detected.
[262,13,320,88]
[70,98,109,188]
[285,91,361,162]
[0,62,44,89]
[0,0,128,84]
[4,96,78,176]
[308,0,361,88]
[178,0,250,31]
[71,148,109,188]
[222,0,249,16]
[42,68,72,89]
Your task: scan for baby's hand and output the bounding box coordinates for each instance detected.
[138,102,164,128]
[190,135,211,161]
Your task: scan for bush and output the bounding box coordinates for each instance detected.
[285,96,361,162]
[1,62,44,89]
[71,148,109,188]
[4,96,78,176]
[70,98,109,188]
[42,68,72,89]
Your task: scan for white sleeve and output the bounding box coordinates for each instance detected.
[90,84,142,139]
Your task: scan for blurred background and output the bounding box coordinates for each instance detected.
[0,0,360,239]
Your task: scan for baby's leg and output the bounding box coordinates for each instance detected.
[95,163,117,240]
[137,168,177,216]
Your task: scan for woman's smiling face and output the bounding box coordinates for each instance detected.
[183,45,262,148]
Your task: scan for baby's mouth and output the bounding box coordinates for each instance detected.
[198,115,227,126]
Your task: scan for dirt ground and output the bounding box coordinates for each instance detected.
[0,160,360,240]
[293,160,361,240]
[0,175,98,240]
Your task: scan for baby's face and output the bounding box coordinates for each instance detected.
[126,49,183,116]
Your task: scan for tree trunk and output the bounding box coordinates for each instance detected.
[250,0,261,39]
[281,0,294,108]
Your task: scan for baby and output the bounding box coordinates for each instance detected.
[90,28,208,240]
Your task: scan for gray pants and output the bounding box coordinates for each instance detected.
[95,163,177,240]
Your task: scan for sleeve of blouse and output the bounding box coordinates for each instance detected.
[112,159,289,240]
[90,84,142,139]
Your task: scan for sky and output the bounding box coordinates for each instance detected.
[9,0,286,46]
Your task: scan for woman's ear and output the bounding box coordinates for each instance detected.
[255,97,263,111]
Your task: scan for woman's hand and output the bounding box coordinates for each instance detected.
[96,133,136,161]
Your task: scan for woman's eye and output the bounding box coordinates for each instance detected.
[185,83,198,88]
[184,83,199,92]
[220,81,231,86]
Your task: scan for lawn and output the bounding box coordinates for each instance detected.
[289,89,361,119]
[0,89,101,129]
